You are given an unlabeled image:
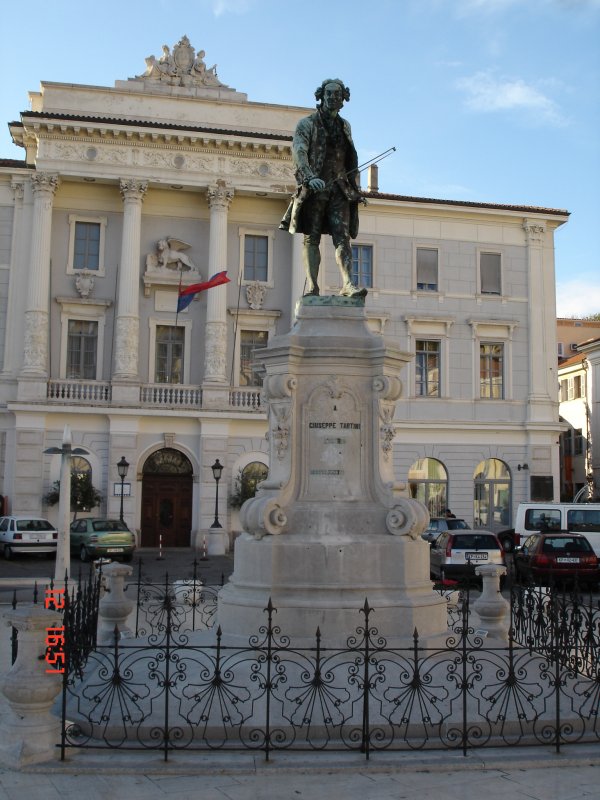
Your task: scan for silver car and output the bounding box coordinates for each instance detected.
[422,517,470,543]
[0,516,58,559]
[430,530,504,582]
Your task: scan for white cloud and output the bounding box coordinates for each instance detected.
[456,71,566,125]
[556,279,600,318]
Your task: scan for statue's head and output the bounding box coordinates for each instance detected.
[315,78,350,108]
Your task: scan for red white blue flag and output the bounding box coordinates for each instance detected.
[177,271,231,312]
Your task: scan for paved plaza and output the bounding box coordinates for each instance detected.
[0,747,598,799]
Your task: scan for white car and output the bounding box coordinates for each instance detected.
[0,516,58,559]
[430,530,504,583]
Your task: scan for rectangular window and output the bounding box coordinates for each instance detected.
[240,330,268,386]
[560,379,568,402]
[574,429,584,456]
[415,340,440,397]
[155,325,184,384]
[66,320,98,379]
[480,342,504,399]
[416,247,438,291]
[480,252,501,294]
[243,234,268,282]
[351,244,373,288]
[73,222,101,270]
[524,508,562,531]
[563,431,573,456]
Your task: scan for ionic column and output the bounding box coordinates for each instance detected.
[21,172,59,376]
[204,181,234,384]
[113,179,148,381]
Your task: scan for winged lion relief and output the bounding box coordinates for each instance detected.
[145,238,199,273]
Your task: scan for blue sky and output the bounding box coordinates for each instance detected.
[1,0,598,316]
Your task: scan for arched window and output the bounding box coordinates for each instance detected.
[473,458,511,531]
[408,458,448,517]
[71,456,92,478]
[232,461,268,508]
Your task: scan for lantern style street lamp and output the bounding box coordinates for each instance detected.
[117,456,129,522]
[210,459,223,529]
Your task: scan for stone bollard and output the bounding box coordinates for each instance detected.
[97,562,134,645]
[0,605,63,766]
[473,564,509,642]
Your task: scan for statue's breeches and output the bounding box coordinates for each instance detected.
[303,187,351,247]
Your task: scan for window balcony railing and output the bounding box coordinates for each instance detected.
[230,387,263,411]
[140,384,202,408]
[44,380,263,412]
[47,379,112,404]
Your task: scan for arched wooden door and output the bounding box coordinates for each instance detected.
[141,449,193,547]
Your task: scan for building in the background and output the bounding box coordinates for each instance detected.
[558,336,600,501]
[578,338,600,500]
[558,352,591,500]
[557,318,600,362]
[0,37,569,549]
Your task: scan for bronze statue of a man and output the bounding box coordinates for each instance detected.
[280,78,366,298]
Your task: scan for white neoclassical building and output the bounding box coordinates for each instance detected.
[0,37,569,548]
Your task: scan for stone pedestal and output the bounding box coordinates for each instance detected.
[206,529,228,556]
[97,562,134,644]
[473,564,509,641]
[0,606,63,766]
[218,297,447,644]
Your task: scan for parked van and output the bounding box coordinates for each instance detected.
[498,503,600,555]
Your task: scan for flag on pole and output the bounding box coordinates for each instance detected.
[177,271,231,312]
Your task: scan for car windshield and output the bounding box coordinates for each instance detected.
[91,520,129,532]
[541,537,593,554]
[447,519,470,530]
[452,534,499,550]
[16,519,54,531]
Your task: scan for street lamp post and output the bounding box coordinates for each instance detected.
[210,459,223,529]
[117,456,129,522]
[43,424,89,585]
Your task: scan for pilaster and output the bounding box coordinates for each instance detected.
[523,219,554,418]
[1,180,26,382]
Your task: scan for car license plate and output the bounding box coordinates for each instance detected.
[106,548,124,553]
[465,552,488,561]
[557,557,579,563]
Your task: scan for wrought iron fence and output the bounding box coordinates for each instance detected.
[58,585,600,763]
[10,569,101,667]
[509,582,600,680]
[131,558,224,637]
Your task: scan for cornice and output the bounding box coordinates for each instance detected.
[14,114,293,160]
